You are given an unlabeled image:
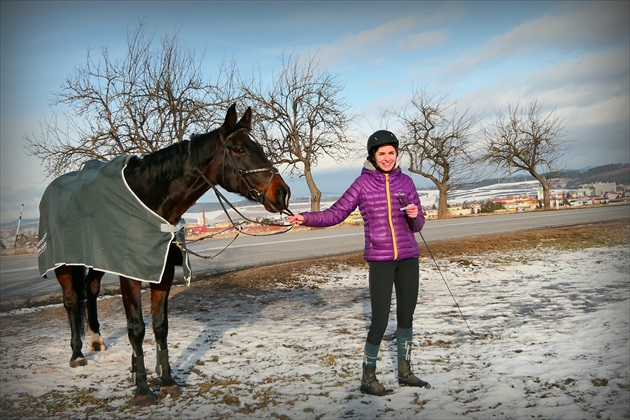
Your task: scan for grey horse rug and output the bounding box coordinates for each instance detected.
[37,155,191,284]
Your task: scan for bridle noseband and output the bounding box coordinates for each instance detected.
[220,128,279,206]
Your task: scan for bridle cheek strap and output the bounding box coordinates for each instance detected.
[240,166,278,204]
[220,142,278,206]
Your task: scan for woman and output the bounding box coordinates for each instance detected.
[288,130,430,396]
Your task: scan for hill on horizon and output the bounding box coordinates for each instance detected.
[460,163,629,190]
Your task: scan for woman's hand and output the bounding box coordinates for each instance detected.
[288,214,305,226]
[405,204,418,219]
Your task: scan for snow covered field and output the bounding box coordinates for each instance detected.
[0,243,628,419]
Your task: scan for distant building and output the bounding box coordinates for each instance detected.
[448,207,473,216]
[425,209,438,219]
[577,187,594,197]
[594,182,617,196]
[569,198,593,207]
[343,210,363,224]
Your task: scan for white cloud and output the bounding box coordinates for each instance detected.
[526,45,629,90]
[315,15,421,69]
[447,2,629,76]
[311,5,463,70]
[398,30,449,51]
[495,2,624,57]
[556,93,629,129]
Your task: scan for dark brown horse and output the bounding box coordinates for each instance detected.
[39,104,290,406]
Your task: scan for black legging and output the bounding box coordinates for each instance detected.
[366,257,419,345]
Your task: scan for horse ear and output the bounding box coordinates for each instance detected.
[224,103,237,129]
[237,107,252,131]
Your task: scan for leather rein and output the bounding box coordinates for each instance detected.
[179,128,294,260]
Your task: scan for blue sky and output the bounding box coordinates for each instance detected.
[1,1,628,223]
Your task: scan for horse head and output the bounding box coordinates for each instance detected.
[206,104,291,213]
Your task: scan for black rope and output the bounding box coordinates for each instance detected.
[210,184,294,235]
[395,193,474,336]
[418,231,474,336]
[181,231,241,260]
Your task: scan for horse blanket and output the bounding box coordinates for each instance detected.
[37,156,191,284]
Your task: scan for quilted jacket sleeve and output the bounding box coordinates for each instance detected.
[300,178,362,227]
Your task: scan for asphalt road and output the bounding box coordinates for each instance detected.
[1,205,628,307]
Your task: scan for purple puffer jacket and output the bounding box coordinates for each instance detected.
[301,161,425,262]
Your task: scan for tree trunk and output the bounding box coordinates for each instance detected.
[542,180,551,209]
[304,167,322,212]
[437,183,449,219]
[531,172,551,209]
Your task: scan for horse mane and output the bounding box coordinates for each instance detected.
[127,129,220,182]
[188,130,221,170]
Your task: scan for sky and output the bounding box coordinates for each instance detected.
[1,0,629,223]
[0,242,628,418]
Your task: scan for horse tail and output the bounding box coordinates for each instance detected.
[71,265,87,337]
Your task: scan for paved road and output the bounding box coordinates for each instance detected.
[1,205,628,306]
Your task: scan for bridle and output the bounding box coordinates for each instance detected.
[180,127,293,259]
[219,128,282,209]
[196,127,293,216]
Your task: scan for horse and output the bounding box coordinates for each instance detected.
[37,104,291,406]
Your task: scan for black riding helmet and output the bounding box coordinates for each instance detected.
[367,130,399,153]
[367,130,399,163]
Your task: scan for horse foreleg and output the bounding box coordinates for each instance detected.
[85,269,107,351]
[120,276,156,407]
[151,260,181,398]
[56,265,87,367]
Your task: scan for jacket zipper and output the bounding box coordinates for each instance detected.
[385,173,398,260]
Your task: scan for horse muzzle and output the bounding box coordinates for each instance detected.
[262,181,291,213]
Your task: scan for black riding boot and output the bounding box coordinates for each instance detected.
[398,359,430,388]
[360,363,394,396]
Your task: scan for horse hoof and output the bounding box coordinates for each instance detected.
[134,393,157,407]
[160,384,182,398]
[69,357,87,368]
[90,341,107,351]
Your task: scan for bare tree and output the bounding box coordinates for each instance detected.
[481,99,567,209]
[240,53,354,211]
[397,88,481,219]
[25,23,238,179]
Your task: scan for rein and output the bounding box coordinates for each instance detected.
[177,130,294,260]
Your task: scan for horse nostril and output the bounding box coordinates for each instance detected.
[276,186,290,209]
